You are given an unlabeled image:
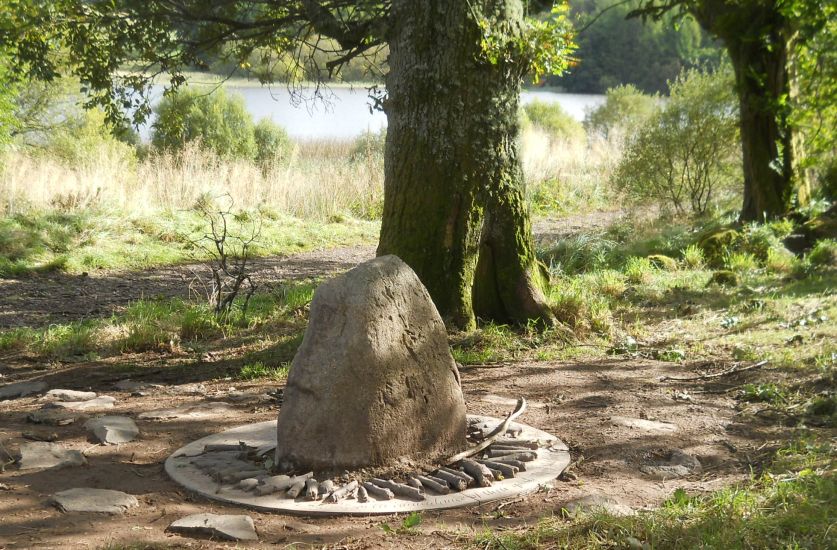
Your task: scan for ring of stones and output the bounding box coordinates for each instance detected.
[165,416,570,516]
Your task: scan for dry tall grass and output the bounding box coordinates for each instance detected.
[1,127,618,219]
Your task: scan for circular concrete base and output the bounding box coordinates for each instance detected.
[165,416,570,516]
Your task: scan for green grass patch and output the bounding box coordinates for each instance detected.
[238,360,290,381]
[474,439,835,550]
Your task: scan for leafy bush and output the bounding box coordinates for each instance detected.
[349,128,387,163]
[612,65,740,214]
[584,84,658,141]
[46,108,137,168]
[624,256,654,284]
[681,244,706,269]
[522,100,584,141]
[152,88,257,159]
[253,118,295,164]
[808,239,837,267]
[726,252,759,272]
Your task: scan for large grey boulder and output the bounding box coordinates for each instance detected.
[84,416,139,444]
[276,255,466,471]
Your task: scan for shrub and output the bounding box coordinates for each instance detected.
[647,254,678,271]
[349,128,387,163]
[707,270,739,287]
[681,244,705,269]
[726,251,759,272]
[522,100,584,141]
[612,65,740,214]
[765,247,796,273]
[152,88,257,159]
[808,239,837,267]
[253,118,295,164]
[624,256,654,284]
[698,228,741,267]
[584,84,658,141]
[46,108,137,168]
[540,234,619,275]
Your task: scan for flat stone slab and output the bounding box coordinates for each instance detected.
[18,442,87,470]
[610,416,678,433]
[640,449,702,479]
[50,488,139,514]
[165,416,570,516]
[168,513,258,541]
[45,396,116,411]
[40,389,97,402]
[139,402,235,420]
[27,410,78,426]
[84,416,139,444]
[0,380,47,400]
[563,494,634,516]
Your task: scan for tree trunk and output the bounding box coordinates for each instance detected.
[692,1,810,221]
[378,0,553,330]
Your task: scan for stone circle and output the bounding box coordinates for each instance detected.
[166,416,570,516]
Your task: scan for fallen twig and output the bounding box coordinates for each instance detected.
[660,360,768,382]
[446,398,527,464]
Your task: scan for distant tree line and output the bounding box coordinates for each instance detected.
[546,0,722,94]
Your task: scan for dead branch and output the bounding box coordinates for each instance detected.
[660,360,769,382]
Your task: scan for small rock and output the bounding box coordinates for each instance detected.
[640,450,702,479]
[27,410,77,426]
[0,380,48,400]
[40,389,97,402]
[563,494,634,517]
[22,431,59,442]
[610,416,678,434]
[0,483,11,491]
[18,442,87,470]
[138,402,235,420]
[50,488,138,514]
[168,513,258,541]
[84,416,139,444]
[45,396,116,411]
[114,379,148,392]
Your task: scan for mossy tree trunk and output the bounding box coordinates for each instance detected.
[691,1,810,222]
[378,0,554,331]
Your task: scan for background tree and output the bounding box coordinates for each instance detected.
[3,0,575,330]
[630,0,833,221]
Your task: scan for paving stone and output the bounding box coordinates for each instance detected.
[610,416,678,433]
[139,402,235,420]
[167,513,258,541]
[27,410,78,426]
[45,396,116,411]
[18,442,87,470]
[563,494,635,516]
[84,416,139,444]
[640,450,702,479]
[40,389,97,402]
[50,488,139,514]
[0,380,47,400]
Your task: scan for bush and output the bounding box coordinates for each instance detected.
[681,244,706,269]
[612,65,740,214]
[253,118,295,164]
[349,128,387,163]
[808,239,837,267]
[522,100,584,141]
[584,84,658,141]
[46,108,137,167]
[152,88,257,159]
[624,256,654,284]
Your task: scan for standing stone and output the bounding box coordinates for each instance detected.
[276,255,466,471]
[84,416,139,444]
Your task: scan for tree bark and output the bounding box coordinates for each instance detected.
[691,1,810,222]
[378,0,553,330]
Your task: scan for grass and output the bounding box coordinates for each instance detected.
[474,438,835,549]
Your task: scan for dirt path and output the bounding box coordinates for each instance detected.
[0,246,376,328]
[0,356,784,549]
[0,212,624,329]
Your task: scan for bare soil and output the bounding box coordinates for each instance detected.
[0,215,790,548]
[0,355,787,549]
